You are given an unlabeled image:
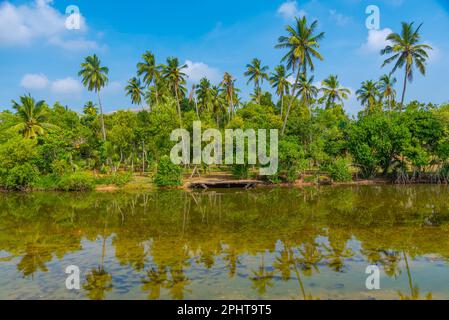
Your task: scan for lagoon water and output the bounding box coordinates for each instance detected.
[0,186,448,300]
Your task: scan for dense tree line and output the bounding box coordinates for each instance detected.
[0,17,447,190]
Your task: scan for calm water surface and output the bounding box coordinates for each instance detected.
[1,185,449,300]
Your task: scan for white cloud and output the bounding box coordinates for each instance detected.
[360,28,392,53]
[0,0,94,50]
[48,36,98,51]
[277,1,306,20]
[51,77,82,95]
[20,73,49,90]
[329,9,350,26]
[185,60,220,83]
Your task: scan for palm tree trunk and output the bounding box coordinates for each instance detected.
[155,83,159,108]
[280,93,284,119]
[175,84,183,127]
[400,68,408,112]
[230,89,235,119]
[142,140,145,174]
[195,99,199,119]
[281,70,301,136]
[97,91,106,141]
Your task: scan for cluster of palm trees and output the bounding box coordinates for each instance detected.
[8,17,432,145]
[356,74,397,113]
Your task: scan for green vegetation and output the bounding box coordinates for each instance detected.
[154,156,183,187]
[0,18,445,191]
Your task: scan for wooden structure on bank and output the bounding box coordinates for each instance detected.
[188,180,261,190]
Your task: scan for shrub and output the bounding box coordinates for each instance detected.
[231,164,250,179]
[96,172,132,187]
[154,156,182,187]
[51,159,74,176]
[2,163,39,190]
[58,172,95,191]
[33,174,60,191]
[0,137,40,190]
[322,158,353,182]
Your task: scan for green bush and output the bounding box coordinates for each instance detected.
[231,164,250,179]
[96,172,132,187]
[322,158,353,182]
[58,172,95,191]
[51,159,74,176]
[2,163,39,190]
[0,137,40,190]
[154,156,182,187]
[33,174,60,191]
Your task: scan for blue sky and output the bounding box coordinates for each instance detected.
[1,0,449,115]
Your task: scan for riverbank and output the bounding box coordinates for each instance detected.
[1,171,445,193]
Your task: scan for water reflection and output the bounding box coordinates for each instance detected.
[0,186,449,299]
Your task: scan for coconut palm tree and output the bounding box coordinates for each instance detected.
[196,78,213,113]
[160,57,187,125]
[137,51,158,109]
[125,77,145,109]
[188,84,200,118]
[381,22,432,111]
[297,74,318,106]
[221,72,236,117]
[210,85,226,126]
[250,87,263,104]
[78,54,109,141]
[83,101,98,116]
[319,75,351,109]
[244,58,269,103]
[10,94,57,139]
[356,80,380,113]
[269,65,291,118]
[378,74,397,111]
[275,16,325,135]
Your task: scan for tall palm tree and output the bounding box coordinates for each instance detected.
[319,75,351,109]
[244,58,269,103]
[125,77,145,109]
[188,84,200,118]
[160,57,188,125]
[196,78,213,113]
[210,85,226,126]
[10,94,57,139]
[378,74,397,111]
[381,22,432,110]
[270,65,291,119]
[78,54,109,140]
[83,101,98,116]
[221,72,236,117]
[137,51,158,109]
[356,80,380,113]
[275,16,325,135]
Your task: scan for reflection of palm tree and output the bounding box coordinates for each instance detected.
[250,255,274,296]
[397,251,432,300]
[323,242,354,273]
[223,248,240,278]
[381,250,402,278]
[273,247,294,281]
[167,267,191,300]
[298,243,323,277]
[17,242,51,278]
[83,222,112,300]
[83,266,113,300]
[141,266,168,300]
